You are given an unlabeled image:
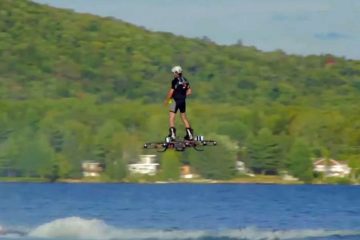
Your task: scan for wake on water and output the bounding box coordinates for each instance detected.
[1,217,360,240]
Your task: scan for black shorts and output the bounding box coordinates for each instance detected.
[169,100,186,113]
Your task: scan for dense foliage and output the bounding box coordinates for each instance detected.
[0,0,359,181]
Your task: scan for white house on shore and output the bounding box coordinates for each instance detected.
[313,158,351,177]
[180,164,198,179]
[82,161,104,177]
[128,155,159,175]
[236,161,246,173]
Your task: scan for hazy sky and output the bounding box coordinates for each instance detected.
[34,0,360,59]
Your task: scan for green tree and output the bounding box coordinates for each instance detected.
[160,151,180,181]
[288,138,313,182]
[104,132,128,180]
[187,134,237,180]
[3,130,55,178]
[247,128,281,174]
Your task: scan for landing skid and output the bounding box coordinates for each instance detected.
[143,136,217,152]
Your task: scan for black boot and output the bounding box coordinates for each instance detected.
[184,128,194,140]
[168,127,176,140]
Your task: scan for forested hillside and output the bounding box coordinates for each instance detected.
[0,0,359,182]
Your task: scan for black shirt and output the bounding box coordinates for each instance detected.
[171,77,190,101]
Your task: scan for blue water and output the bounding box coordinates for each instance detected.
[0,183,359,240]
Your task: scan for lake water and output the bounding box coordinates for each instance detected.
[0,183,359,240]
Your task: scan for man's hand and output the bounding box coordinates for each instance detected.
[186,87,192,96]
[164,89,174,106]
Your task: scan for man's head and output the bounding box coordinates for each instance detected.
[171,65,182,77]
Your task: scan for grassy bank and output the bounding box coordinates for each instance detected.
[0,177,48,183]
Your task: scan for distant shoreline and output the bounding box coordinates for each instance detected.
[0,176,357,185]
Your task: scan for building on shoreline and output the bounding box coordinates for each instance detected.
[313,158,351,177]
[81,161,104,177]
[128,155,159,175]
[236,161,246,173]
[181,164,197,179]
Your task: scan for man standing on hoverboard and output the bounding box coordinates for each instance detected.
[163,65,194,141]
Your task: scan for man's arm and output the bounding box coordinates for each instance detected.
[186,87,192,96]
[164,88,174,105]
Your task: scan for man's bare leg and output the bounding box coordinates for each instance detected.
[180,113,191,128]
[169,112,176,127]
[168,112,176,139]
[181,113,194,140]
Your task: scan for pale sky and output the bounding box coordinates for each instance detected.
[33,0,360,59]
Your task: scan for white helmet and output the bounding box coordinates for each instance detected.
[171,65,182,74]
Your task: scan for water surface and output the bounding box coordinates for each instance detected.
[0,183,359,240]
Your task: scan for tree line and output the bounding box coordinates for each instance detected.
[0,98,359,182]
